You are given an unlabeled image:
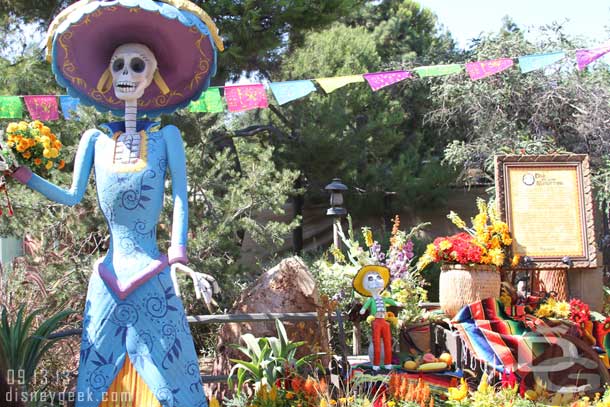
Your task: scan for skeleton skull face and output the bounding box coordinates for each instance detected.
[362,271,385,296]
[110,43,157,101]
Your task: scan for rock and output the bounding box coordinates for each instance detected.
[208,256,330,398]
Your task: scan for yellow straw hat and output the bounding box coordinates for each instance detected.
[352,265,390,297]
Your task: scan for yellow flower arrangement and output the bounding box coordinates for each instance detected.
[417,198,518,270]
[3,120,64,175]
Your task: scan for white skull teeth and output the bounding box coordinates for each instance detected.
[117,82,139,92]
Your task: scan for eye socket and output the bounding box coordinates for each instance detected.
[130,57,146,73]
[367,276,374,281]
[112,58,124,72]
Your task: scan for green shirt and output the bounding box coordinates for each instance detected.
[362,296,398,315]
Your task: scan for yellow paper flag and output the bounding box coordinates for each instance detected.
[315,75,364,93]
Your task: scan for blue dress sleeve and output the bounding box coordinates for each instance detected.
[163,125,189,264]
[14,129,98,206]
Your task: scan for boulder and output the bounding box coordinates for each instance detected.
[208,256,329,398]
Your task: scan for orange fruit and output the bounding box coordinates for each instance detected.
[438,352,453,366]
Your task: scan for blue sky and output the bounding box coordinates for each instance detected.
[417,0,610,49]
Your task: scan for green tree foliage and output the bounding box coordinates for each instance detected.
[258,0,459,213]
[425,20,610,192]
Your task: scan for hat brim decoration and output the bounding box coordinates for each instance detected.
[46,0,223,118]
[352,265,391,297]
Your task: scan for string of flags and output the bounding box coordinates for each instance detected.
[0,40,609,120]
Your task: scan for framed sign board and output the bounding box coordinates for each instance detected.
[495,154,597,269]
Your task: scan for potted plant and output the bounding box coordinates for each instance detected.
[417,198,518,317]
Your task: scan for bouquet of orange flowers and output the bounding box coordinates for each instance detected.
[2,120,65,174]
[417,198,519,270]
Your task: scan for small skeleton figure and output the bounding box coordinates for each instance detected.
[353,265,402,371]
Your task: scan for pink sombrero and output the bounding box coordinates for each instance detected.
[46,0,224,117]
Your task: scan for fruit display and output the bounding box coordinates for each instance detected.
[401,352,454,372]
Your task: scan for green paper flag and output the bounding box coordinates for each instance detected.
[189,87,224,113]
[414,64,464,78]
[0,96,23,119]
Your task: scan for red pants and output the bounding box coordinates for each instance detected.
[372,318,392,366]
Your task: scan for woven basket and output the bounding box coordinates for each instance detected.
[439,264,501,318]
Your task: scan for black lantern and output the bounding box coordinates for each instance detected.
[325,178,347,217]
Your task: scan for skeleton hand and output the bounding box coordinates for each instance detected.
[170,263,220,313]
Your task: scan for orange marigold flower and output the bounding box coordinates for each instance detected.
[58,159,66,170]
[33,158,42,166]
[22,151,31,159]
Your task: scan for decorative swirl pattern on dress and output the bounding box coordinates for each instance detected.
[111,302,139,327]
[121,169,156,210]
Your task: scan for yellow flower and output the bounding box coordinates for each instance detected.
[554,301,570,318]
[476,197,488,215]
[286,392,295,400]
[330,400,337,406]
[43,148,52,158]
[366,315,375,325]
[489,236,501,249]
[473,212,488,234]
[32,120,43,129]
[363,228,374,247]
[330,246,345,263]
[49,148,59,158]
[320,399,329,407]
[6,122,18,133]
[41,126,51,136]
[535,304,552,318]
[209,398,220,407]
[478,372,489,393]
[448,378,468,401]
[439,239,452,251]
[268,385,277,401]
[45,160,53,170]
[511,255,520,267]
[447,211,467,229]
[387,402,396,407]
[489,247,505,267]
[17,122,28,131]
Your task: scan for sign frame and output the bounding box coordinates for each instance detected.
[495,154,597,269]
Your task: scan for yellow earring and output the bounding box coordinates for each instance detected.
[96,68,114,93]
[153,70,170,95]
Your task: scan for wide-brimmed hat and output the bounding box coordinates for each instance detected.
[352,265,390,297]
[46,0,224,117]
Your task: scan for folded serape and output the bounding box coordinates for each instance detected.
[453,298,609,392]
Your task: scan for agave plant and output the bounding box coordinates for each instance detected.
[0,304,74,392]
[228,319,320,393]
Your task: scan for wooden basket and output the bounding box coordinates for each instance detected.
[439,264,501,318]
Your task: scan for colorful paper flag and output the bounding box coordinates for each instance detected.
[0,96,22,119]
[224,84,268,112]
[269,80,317,105]
[576,41,610,70]
[413,64,463,78]
[315,75,364,93]
[189,87,224,113]
[59,95,80,120]
[24,95,59,121]
[363,71,413,91]
[518,51,565,73]
[466,58,514,80]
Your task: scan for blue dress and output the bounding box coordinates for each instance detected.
[17,121,206,407]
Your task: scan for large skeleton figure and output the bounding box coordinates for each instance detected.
[12,42,217,407]
[109,43,218,307]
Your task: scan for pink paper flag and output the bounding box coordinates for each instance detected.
[363,70,413,91]
[576,41,610,70]
[224,84,268,112]
[465,58,514,80]
[24,96,59,121]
